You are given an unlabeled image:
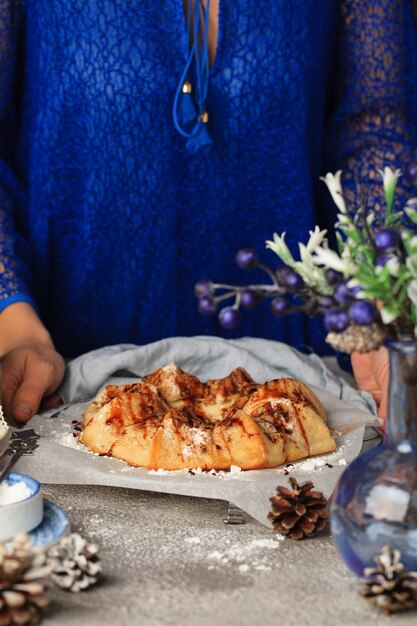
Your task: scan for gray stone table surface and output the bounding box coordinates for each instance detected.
[41,483,417,626]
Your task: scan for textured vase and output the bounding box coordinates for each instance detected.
[330,340,417,575]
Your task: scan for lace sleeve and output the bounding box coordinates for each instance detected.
[325,0,417,209]
[0,0,34,310]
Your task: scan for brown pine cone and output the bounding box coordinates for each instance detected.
[0,535,50,625]
[358,546,417,614]
[268,477,328,540]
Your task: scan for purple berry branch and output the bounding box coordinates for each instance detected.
[196,167,417,353]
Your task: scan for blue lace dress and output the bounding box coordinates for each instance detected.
[0,0,416,357]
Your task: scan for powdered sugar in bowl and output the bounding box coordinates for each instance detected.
[0,472,43,541]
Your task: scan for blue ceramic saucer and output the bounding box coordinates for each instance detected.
[28,500,70,548]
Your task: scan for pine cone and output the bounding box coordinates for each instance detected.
[47,533,101,592]
[326,323,385,354]
[358,546,417,614]
[0,535,50,625]
[268,477,328,540]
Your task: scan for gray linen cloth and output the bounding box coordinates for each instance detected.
[58,335,375,412]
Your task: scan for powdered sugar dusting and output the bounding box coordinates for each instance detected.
[182,445,193,459]
[296,460,316,472]
[161,363,182,398]
[277,443,349,475]
[182,427,211,458]
[55,431,86,450]
[0,480,32,505]
[185,537,201,545]
[38,422,95,454]
[148,468,172,476]
[188,428,210,446]
[206,537,284,571]
[147,466,244,478]
[162,418,175,441]
[162,362,178,374]
[85,504,285,576]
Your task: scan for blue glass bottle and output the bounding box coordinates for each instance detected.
[330,341,417,575]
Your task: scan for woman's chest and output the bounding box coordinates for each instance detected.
[23,1,340,112]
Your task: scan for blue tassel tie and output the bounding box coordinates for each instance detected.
[178,82,197,126]
[186,119,213,154]
[173,0,212,154]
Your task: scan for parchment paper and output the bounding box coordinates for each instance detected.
[13,379,377,528]
[3,338,379,527]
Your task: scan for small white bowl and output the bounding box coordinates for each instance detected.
[0,472,43,542]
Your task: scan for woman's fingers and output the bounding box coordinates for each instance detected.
[2,345,65,423]
[351,351,381,403]
[40,393,63,411]
[12,366,54,422]
[371,346,389,420]
[351,347,389,420]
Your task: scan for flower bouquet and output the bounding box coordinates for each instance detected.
[195,167,417,354]
[196,166,417,590]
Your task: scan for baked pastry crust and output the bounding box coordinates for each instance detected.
[80,364,336,470]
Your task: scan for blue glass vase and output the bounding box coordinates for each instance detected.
[330,340,417,575]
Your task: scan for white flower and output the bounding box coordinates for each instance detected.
[366,212,375,226]
[291,258,333,293]
[378,167,402,211]
[306,226,328,252]
[378,166,402,189]
[347,278,363,297]
[312,246,350,272]
[265,232,294,265]
[408,236,417,253]
[406,253,417,278]
[386,256,400,276]
[320,170,346,213]
[405,198,417,226]
[405,207,417,225]
[407,280,417,309]
[375,255,400,277]
[298,243,309,263]
[380,305,399,325]
[336,213,350,224]
[298,226,328,261]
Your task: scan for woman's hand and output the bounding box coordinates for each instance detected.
[2,344,65,422]
[351,347,389,420]
[0,302,65,423]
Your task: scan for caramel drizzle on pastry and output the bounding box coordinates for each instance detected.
[80,364,335,470]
